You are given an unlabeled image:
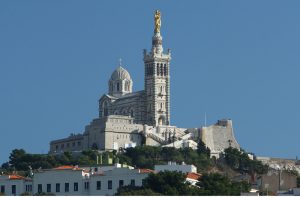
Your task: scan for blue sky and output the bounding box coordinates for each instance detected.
[1,1,300,164]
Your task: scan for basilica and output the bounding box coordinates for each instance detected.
[49,10,240,158]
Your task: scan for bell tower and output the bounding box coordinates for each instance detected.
[144,10,171,126]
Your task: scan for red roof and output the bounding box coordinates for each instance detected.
[186,172,201,180]
[9,175,26,180]
[53,165,82,170]
[139,169,155,173]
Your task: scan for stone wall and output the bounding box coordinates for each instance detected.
[258,169,297,194]
[200,119,240,158]
[49,134,84,154]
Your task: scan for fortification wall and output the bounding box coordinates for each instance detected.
[201,119,240,158]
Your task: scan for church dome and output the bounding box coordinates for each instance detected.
[110,66,132,81]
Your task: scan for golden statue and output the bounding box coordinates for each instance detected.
[154,10,161,33]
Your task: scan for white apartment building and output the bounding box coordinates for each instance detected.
[0,163,201,196]
[89,168,150,195]
[32,164,152,196]
[33,165,90,195]
[155,162,197,174]
[0,175,32,196]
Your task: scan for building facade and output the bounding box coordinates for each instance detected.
[0,163,202,196]
[49,10,240,157]
[0,175,32,196]
[0,165,151,196]
[32,165,149,196]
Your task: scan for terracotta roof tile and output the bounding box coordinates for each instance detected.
[139,169,155,173]
[9,175,26,180]
[186,172,201,180]
[53,165,82,170]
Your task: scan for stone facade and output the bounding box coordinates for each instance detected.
[200,119,240,158]
[257,169,297,194]
[49,11,240,157]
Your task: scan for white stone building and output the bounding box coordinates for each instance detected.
[32,164,151,196]
[0,163,203,196]
[155,162,197,174]
[0,164,151,196]
[0,175,32,196]
[49,10,240,157]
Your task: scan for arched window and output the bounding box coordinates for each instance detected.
[117,82,120,91]
[158,116,166,125]
[164,64,167,76]
[110,82,113,92]
[157,64,160,76]
[125,81,128,91]
[149,65,153,76]
[130,110,134,117]
[127,81,130,91]
[103,101,108,116]
[160,64,163,76]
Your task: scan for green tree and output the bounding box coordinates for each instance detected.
[122,146,213,172]
[224,147,268,175]
[1,162,10,170]
[197,140,211,158]
[143,171,200,195]
[9,149,27,170]
[196,173,250,195]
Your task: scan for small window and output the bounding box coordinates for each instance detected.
[1,185,5,194]
[26,185,32,192]
[119,180,124,188]
[77,141,81,146]
[74,182,78,192]
[84,182,89,190]
[65,183,69,192]
[96,181,101,190]
[12,185,16,195]
[164,64,167,76]
[55,145,58,150]
[130,179,135,186]
[110,82,113,92]
[108,180,112,190]
[131,110,134,117]
[56,183,60,193]
[117,82,120,91]
[47,184,51,193]
[38,184,42,193]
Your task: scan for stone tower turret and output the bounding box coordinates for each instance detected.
[143,10,171,126]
